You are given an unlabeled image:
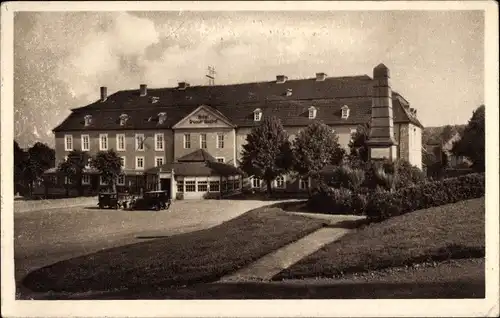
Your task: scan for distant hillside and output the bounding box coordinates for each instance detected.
[423,124,466,145]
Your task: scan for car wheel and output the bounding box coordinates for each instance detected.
[99,204,103,209]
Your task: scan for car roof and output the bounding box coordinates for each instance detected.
[146,190,167,193]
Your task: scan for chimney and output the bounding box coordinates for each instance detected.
[140,84,147,96]
[178,82,190,90]
[366,63,397,161]
[315,72,327,81]
[276,75,288,84]
[100,86,107,102]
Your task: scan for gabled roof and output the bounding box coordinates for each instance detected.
[177,149,216,162]
[53,75,423,132]
[146,160,243,176]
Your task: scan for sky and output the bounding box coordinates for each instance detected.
[13,10,484,148]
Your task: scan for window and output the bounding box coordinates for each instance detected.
[155,133,164,151]
[185,180,196,192]
[119,114,129,126]
[227,180,234,191]
[116,134,126,151]
[84,115,92,127]
[308,106,317,119]
[81,135,90,151]
[136,156,145,170]
[341,105,350,119]
[251,177,261,188]
[275,175,285,189]
[158,112,167,124]
[217,133,225,149]
[209,180,220,192]
[99,134,108,150]
[184,134,191,149]
[200,134,207,149]
[100,175,107,185]
[136,134,145,151]
[234,179,241,190]
[221,180,227,192]
[64,176,71,184]
[64,135,73,151]
[81,175,90,185]
[216,157,225,163]
[155,156,164,167]
[177,180,184,193]
[299,177,310,190]
[197,181,208,192]
[254,109,262,121]
[120,156,126,169]
[117,175,125,186]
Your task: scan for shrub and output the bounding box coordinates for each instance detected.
[365,173,485,222]
[307,186,368,215]
[328,165,365,191]
[394,159,426,188]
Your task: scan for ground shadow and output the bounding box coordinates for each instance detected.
[38,280,485,300]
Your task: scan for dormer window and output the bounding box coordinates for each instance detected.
[308,106,317,119]
[276,75,288,84]
[341,105,350,119]
[119,114,129,126]
[178,82,190,90]
[254,108,262,121]
[84,115,93,127]
[158,112,167,125]
[286,88,293,97]
[151,96,160,104]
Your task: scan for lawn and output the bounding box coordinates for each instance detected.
[22,206,324,294]
[274,197,485,280]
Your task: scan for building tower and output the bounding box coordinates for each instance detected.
[366,63,398,161]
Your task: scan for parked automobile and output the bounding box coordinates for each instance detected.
[98,192,119,209]
[129,190,171,211]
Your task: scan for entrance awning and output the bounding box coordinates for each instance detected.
[146,149,243,177]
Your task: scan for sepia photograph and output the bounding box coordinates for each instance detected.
[1,1,498,317]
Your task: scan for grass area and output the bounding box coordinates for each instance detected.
[22,206,324,294]
[274,197,485,280]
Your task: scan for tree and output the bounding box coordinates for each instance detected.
[292,121,345,193]
[14,141,26,194]
[15,141,55,196]
[240,116,292,195]
[452,105,485,172]
[348,123,370,164]
[57,150,90,196]
[90,149,123,192]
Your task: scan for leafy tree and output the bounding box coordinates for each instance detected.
[348,123,370,164]
[14,141,26,194]
[240,116,292,195]
[292,121,345,193]
[15,141,55,196]
[452,105,485,172]
[90,150,123,192]
[57,150,90,196]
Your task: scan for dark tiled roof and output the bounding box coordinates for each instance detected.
[54,75,423,132]
[177,149,216,162]
[146,161,243,177]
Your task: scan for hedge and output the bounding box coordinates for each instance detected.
[307,185,368,215]
[365,173,485,222]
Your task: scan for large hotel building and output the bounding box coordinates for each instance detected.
[47,63,423,200]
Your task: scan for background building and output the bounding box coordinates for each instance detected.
[48,63,423,199]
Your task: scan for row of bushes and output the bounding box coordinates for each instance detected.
[365,172,485,222]
[308,170,484,220]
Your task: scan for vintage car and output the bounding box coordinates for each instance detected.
[98,192,119,209]
[129,190,171,211]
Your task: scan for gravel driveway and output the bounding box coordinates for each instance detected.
[14,199,292,292]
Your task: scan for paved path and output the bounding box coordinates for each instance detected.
[218,213,365,282]
[219,227,350,282]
